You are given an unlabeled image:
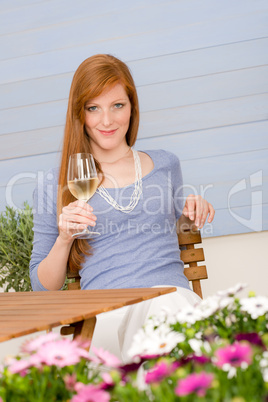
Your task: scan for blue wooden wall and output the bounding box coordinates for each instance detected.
[0,0,267,237]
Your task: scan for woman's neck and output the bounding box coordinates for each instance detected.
[92,144,131,164]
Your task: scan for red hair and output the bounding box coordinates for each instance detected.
[58,54,139,272]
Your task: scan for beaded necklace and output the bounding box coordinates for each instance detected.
[96,148,142,213]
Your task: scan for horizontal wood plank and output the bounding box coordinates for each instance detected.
[178,231,202,246]
[1,119,267,163]
[139,94,268,140]
[1,93,267,137]
[2,64,267,116]
[180,248,205,264]
[184,265,208,281]
[137,120,268,161]
[0,1,267,60]
[138,66,268,112]
[0,0,165,35]
[2,38,268,110]
[1,12,267,84]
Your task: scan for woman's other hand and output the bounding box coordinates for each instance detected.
[182,194,215,229]
[58,200,97,242]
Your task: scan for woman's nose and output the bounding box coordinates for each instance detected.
[102,110,113,127]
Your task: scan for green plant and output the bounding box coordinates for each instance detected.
[0,202,33,292]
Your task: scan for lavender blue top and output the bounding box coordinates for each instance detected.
[29,149,190,291]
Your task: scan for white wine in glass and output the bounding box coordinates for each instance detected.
[67,153,100,238]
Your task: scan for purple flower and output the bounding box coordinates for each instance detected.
[119,361,144,374]
[71,384,110,402]
[99,372,114,390]
[235,333,265,349]
[215,342,252,368]
[181,354,210,366]
[145,361,171,384]
[175,372,214,397]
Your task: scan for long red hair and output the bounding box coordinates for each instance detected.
[58,54,139,272]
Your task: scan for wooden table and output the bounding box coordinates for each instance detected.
[0,287,176,343]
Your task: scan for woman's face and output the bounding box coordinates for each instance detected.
[84,83,131,154]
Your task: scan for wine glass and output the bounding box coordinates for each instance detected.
[67,153,100,238]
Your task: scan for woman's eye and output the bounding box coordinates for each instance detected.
[114,103,123,109]
[87,106,97,112]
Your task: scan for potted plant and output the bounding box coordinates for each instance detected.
[0,203,33,292]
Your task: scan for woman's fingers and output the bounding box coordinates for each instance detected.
[207,203,215,223]
[65,200,94,216]
[183,194,196,221]
[58,200,97,240]
[199,198,209,229]
[183,195,215,228]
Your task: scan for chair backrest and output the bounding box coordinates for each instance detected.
[177,214,208,298]
[66,215,208,298]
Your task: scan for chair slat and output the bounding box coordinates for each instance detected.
[68,281,81,290]
[67,271,80,279]
[178,231,202,246]
[184,265,208,281]
[180,248,205,264]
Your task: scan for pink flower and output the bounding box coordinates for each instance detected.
[145,361,172,384]
[90,346,121,367]
[21,332,60,354]
[175,372,214,397]
[64,373,77,391]
[215,342,252,368]
[71,384,110,402]
[100,372,114,390]
[8,359,33,376]
[33,338,86,368]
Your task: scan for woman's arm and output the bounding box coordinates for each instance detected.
[29,170,96,291]
[36,235,73,290]
[36,200,97,290]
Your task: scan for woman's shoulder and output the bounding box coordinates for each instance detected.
[141,149,180,166]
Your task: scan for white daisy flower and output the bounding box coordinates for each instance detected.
[175,305,203,325]
[240,296,268,319]
[197,296,222,319]
[216,283,248,297]
[128,323,185,359]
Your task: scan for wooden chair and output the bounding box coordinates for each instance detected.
[65,214,207,296]
[61,214,208,338]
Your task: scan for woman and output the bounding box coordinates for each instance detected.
[30,54,214,360]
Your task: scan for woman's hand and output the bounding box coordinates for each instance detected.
[182,194,215,229]
[58,200,97,243]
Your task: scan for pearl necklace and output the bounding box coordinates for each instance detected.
[96,148,142,213]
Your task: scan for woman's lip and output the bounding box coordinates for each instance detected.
[98,129,117,136]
